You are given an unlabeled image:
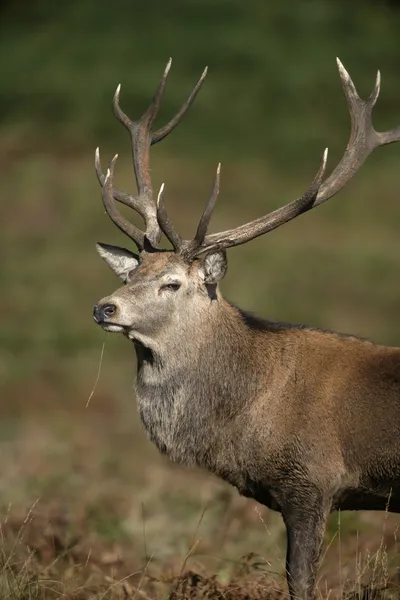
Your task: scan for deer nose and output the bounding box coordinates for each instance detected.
[93,303,117,323]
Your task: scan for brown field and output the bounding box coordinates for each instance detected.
[3,3,400,595]
[1,371,400,600]
[2,151,400,599]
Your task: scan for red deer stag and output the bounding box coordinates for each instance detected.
[93,59,400,599]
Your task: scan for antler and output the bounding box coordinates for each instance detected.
[183,58,400,258]
[98,59,400,259]
[96,59,207,251]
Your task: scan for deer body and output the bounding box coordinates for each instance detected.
[92,60,400,599]
[133,295,400,510]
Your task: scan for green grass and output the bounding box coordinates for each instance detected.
[1,0,400,163]
[1,2,400,597]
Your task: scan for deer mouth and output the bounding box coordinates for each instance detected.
[99,322,127,333]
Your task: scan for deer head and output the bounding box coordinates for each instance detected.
[93,59,400,344]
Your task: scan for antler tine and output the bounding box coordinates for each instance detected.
[189,59,400,255]
[97,60,208,251]
[101,154,145,250]
[95,147,148,217]
[156,184,183,250]
[192,149,328,255]
[152,67,208,145]
[193,163,221,247]
[314,58,400,206]
[111,61,173,247]
[113,59,172,133]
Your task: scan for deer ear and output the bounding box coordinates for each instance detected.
[96,243,139,282]
[199,250,227,284]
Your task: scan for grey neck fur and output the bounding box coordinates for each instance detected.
[132,297,269,472]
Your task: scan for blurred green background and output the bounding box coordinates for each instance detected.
[1,0,400,592]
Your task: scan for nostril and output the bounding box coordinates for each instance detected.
[93,305,102,323]
[93,304,117,323]
[103,304,116,318]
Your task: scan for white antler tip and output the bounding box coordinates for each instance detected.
[369,69,381,106]
[336,57,349,80]
[115,83,121,96]
[217,162,221,174]
[202,66,208,78]
[112,153,118,161]
[165,58,172,75]
[323,147,329,161]
[95,147,100,159]
[157,183,165,206]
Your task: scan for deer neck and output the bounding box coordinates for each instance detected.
[131,297,268,465]
[133,297,257,382]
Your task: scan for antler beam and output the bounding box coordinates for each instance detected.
[97,59,400,259]
[188,59,400,256]
[96,60,207,251]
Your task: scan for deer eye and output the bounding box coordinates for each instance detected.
[160,282,181,292]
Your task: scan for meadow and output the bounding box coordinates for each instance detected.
[1,1,400,597]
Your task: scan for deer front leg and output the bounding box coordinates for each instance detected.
[282,496,330,600]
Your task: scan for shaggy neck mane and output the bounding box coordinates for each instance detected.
[132,296,276,411]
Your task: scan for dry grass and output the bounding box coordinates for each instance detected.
[0,374,399,599]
